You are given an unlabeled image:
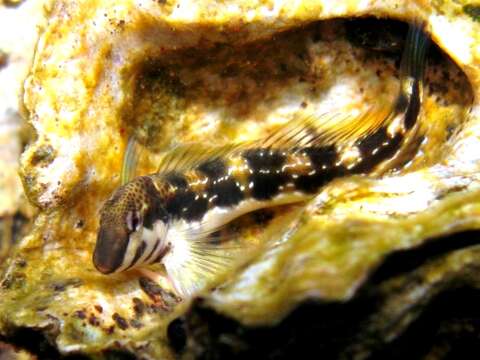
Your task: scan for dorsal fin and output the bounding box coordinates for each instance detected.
[157,142,245,174]
[260,105,393,150]
[391,21,429,124]
[144,22,427,181]
[121,135,143,185]
[156,104,393,175]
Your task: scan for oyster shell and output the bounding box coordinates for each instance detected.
[0,1,43,261]
[1,0,480,358]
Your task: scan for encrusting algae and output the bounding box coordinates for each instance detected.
[0,1,43,265]
[0,0,480,358]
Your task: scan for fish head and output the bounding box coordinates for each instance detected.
[93,176,169,274]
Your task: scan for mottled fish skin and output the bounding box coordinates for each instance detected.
[150,22,428,223]
[93,176,168,274]
[93,23,429,294]
[148,131,401,224]
[155,147,333,222]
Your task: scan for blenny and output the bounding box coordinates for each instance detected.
[93,23,429,297]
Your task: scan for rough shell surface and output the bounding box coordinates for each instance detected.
[1,0,480,359]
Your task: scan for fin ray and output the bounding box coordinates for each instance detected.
[154,22,429,178]
[121,136,143,185]
[168,248,241,296]
[156,105,394,176]
[157,142,243,174]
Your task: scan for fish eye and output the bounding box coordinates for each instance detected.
[126,211,142,232]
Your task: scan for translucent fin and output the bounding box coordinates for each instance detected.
[392,21,429,121]
[156,105,393,174]
[261,105,393,150]
[164,235,244,297]
[157,142,244,174]
[155,23,429,177]
[164,203,306,297]
[401,21,429,86]
[121,135,143,185]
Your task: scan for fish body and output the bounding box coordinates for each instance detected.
[93,23,429,296]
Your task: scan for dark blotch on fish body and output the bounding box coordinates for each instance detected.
[207,178,244,207]
[197,158,227,178]
[198,158,245,207]
[294,171,341,193]
[293,146,342,193]
[353,127,403,173]
[304,145,338,168]
[165,172,189,189]
[164,172,209,221]
[404,82,421,130]
[243,149,288,200]
[165,190,208,221]
[143,177,170,229]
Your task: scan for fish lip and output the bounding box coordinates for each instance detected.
[92,247,119,274]
[93,261,116,274]
[93,225,129,274]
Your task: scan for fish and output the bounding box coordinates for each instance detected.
[93,23,429,297]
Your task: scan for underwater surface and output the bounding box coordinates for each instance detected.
[1,0,480,359]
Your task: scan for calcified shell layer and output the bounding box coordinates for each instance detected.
[0,0,480,358]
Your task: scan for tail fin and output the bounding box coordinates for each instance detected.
[393,22,430,129]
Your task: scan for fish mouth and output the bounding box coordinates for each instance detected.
[93,262,116,274]
[93,227,129,274]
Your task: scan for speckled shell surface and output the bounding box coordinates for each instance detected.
[1,0,480,358]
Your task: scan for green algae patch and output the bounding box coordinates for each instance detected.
[464,4,480,22]
[208,184,480,325]
[0,213,180,359]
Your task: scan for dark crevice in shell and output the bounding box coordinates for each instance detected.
[368,230,480,284]
[180,230,480,359]
[0,327,138,359]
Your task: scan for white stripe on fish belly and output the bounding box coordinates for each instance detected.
[161,192,310,264]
